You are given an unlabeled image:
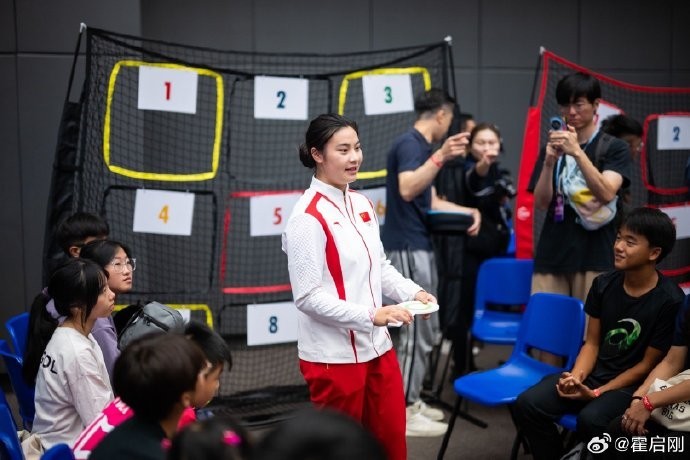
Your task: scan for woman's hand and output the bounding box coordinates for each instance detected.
[413,291,437,320]
[621,399,651,436]
[373,305,413,327]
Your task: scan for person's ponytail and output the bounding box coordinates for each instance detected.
[22,291,58,386]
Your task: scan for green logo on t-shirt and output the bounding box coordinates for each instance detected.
[604,318,641,351]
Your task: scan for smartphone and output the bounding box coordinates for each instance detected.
[549,116,567,131]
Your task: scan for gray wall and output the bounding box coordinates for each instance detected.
[2,0,689,337]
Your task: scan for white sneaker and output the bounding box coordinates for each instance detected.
[407,400,444,421]
[405,412,448,437]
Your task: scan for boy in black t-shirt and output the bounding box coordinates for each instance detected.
[515,207,685,460]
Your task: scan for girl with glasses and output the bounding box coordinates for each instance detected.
[78,239,136,379]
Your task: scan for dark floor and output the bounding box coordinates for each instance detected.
[394,342,529,460]
[240,342,532,460]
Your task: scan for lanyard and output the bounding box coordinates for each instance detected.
[555,129,599,193]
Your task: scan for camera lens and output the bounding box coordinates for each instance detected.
[549,116,563,131]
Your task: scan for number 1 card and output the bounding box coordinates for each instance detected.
[138,65,198,114]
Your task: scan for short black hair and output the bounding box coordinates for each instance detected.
[56,212,109,255]
[414,88,455,117]
[620,207,676,264]
[114,333,205,422]
[600,114,643,138]
[184,321,232,371]
[555,72,601,105]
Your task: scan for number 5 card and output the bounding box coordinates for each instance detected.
[133,189,195,235]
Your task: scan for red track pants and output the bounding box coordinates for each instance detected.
[299,349,407,460]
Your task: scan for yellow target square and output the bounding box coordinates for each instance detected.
[103,61,224,182]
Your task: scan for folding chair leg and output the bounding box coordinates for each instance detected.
[510,430,522,460]
[436,396,462,460]
[508,405,529,459]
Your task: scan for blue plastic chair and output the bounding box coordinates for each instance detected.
[41,443,75,460]
[471,258,534,345]
[559,413,578,431]
[437,293,585,460]
[0,340,35,429]
[0,387,22,460]
[5,312,29,357]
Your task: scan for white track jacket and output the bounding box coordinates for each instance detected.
[282,177,422,363]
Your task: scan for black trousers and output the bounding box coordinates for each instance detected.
[603,416,690,459]
[514,373,635,460]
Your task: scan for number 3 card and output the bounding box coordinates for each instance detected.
[133,189,195,235]
[362,74,414,116]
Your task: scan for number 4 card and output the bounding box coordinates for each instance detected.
[133,189,195,236]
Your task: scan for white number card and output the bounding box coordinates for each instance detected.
[362,74,413,116]
[657,116,690,150]
[133,189,195,236]
[249,192,302,237]
[254,76,309,120]
[658,205,690,240]
[595,100,622,130]
[247,302,298,346]
[137,65,198,114]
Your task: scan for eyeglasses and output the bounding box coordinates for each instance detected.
[558,101,591,113]
[108,258,136,273]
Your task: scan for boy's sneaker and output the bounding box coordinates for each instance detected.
[407,400,444,421]
[405,411,448,437]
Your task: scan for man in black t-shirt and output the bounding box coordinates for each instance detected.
[529,73,632,366]
[604,296,690,459]
[515,208,685,460]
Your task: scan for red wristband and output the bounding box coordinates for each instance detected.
[429,154,443,168]
[593,388,601,398]
[642,395,654,411]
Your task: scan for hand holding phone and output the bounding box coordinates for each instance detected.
[549,116,567,131]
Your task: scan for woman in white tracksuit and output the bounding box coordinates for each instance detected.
[282,113,437,460]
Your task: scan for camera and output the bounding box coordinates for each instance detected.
[549,116,566,131]
[495,171,516,198]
